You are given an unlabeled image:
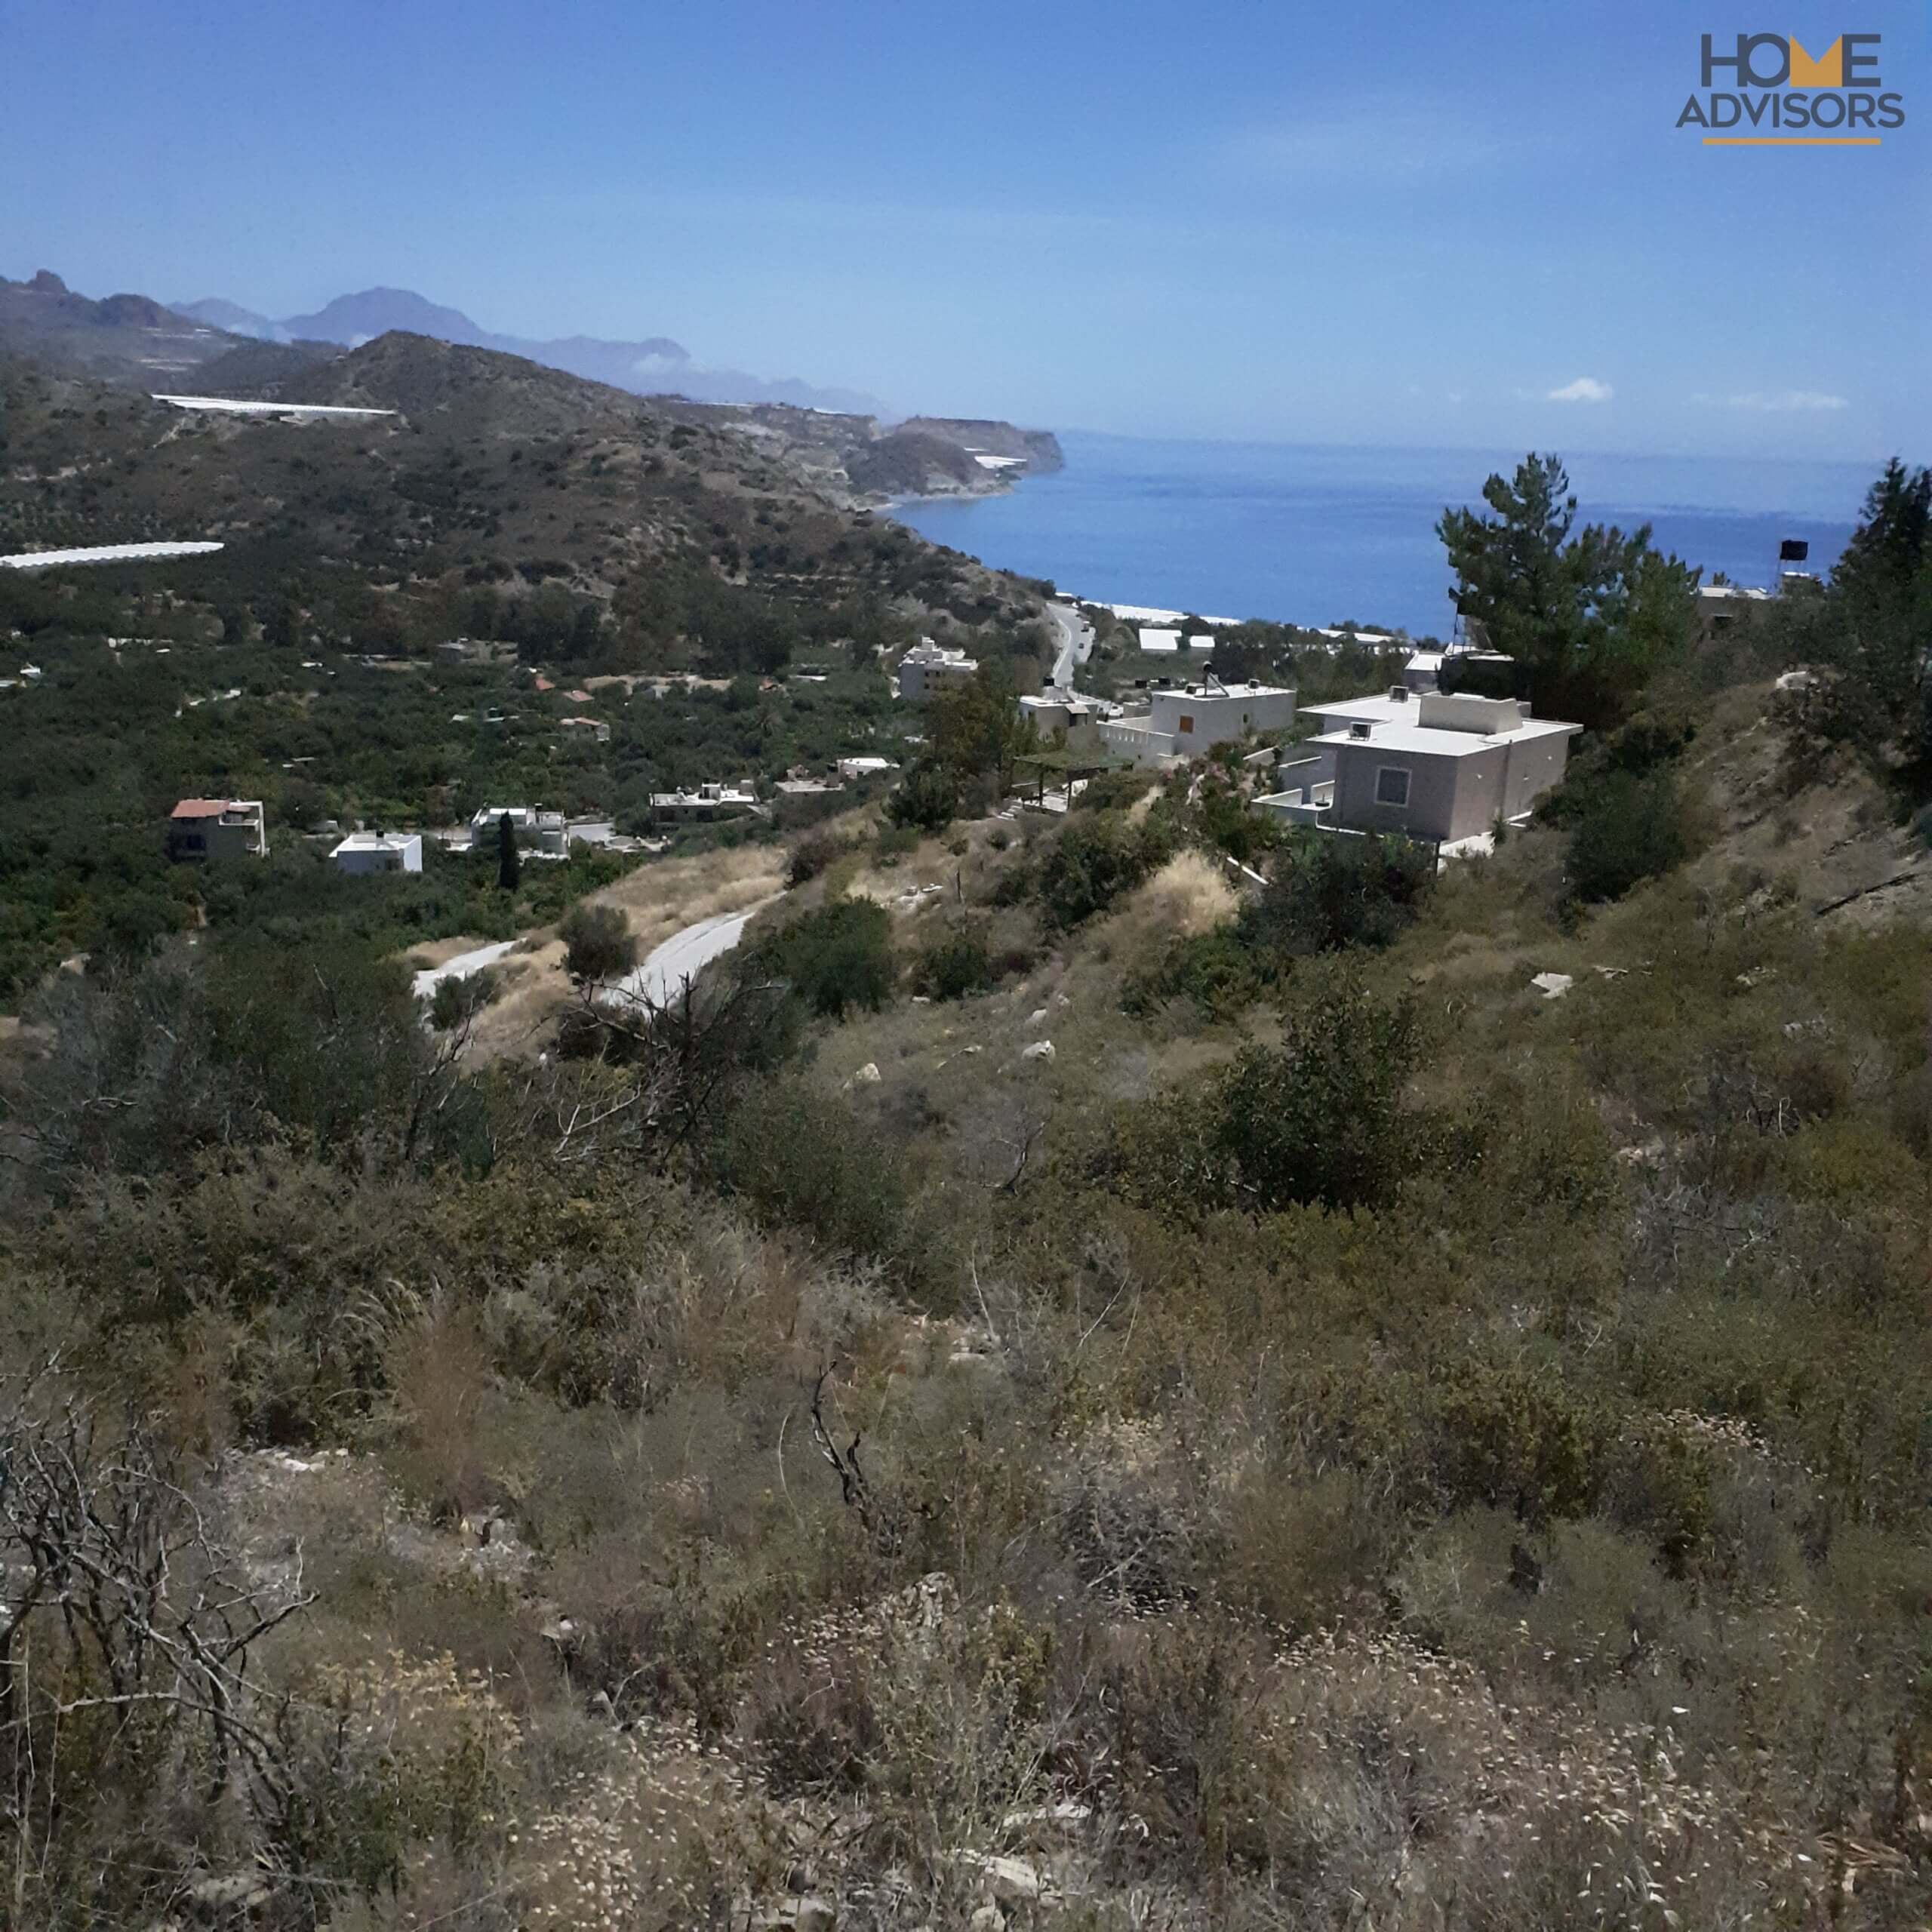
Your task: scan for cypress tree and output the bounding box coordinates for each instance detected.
[497,811,520,891]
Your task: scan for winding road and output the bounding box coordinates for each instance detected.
[1044,599,1095,689]
[610,899,777,1008]
[411,939,518,1001]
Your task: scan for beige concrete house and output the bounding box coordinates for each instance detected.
[1019,689,1108,754]
[1313,693,1579,843]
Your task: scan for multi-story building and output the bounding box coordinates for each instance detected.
[168,798,268,860]
[897,639,980,701]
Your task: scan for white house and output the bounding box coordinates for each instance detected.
[331,831,423,875]
[651,781,761,823]
[1098,678,1297,768]
[470,805,568,854]
[1303,693,1580,844]
[472,804,539,832]
[897,639,980,701]
[838,755,899,780]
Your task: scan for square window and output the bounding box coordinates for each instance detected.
[1177,715,1195,734]
[1374,766,1411,807]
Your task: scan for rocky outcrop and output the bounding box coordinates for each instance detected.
[899,417,1065,474]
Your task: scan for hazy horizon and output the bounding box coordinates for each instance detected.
[5,0,1925,462]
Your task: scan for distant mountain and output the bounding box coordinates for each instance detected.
[2,270,1063,511]
[174,296,281,339]
[279,287,503,348]
[0,270,242,385]
[177,283,887,415]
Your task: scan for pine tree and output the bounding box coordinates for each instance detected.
[1436,453,1697,728]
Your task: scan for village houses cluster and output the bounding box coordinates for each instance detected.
[167,578,1799,878]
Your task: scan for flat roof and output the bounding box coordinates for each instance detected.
[332,830,418,849]
[1314,719,1579,758]
[1304,694,1416,721]
[171,796,258,816]
[1158,681,1294,700]
[2,540,225,570]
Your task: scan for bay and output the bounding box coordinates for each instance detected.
[892,432,1872,638]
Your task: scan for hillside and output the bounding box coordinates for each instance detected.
[651,397,1065,506]
[900,414,1066,473]
[0,333,1050,653]
[4,644,1932,1927]
[177,282,881,414]
[0,268,243,384]
[6,272,1066,511]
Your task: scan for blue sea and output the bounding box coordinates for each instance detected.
[892,432,1873,639]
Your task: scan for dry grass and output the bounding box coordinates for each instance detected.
[398,932,504,972]
[1680,683,1932,924]
[591,843,785,954]
[1113,850,1237,939]
[451,844,788,1058]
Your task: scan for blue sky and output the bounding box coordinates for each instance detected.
[2,0,1924,457]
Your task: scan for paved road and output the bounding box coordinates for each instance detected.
[1044,599,1094,688]
[611,900,777,1009]
[411,939,518,1001]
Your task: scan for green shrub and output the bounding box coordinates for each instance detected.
[885,761,957,832]
[1238,831,1435,958]
[712,1075,912,1266]
[912,925,994,1001]
[872,823,919,865]
[1427,1358,1604,1522]
[742,897,894,1020]
[1038,811,1174,927]
[1209,971,1427,1211]
[1073,768,1155,814]
[786,832,838,889]
[1123,925,1276,1018]
[429,967,500,1031]
[558,901,636,983]
[1100,968,1428,1215]
[1566,770,1687,903]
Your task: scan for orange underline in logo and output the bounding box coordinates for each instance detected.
[1702,135,1882,145]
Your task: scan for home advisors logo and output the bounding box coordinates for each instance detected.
[1678,32,1903,143]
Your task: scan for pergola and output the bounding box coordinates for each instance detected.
[1011,747,1120,810]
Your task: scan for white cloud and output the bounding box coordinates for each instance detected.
[1698,389,1848,413]
[1547,377,1614,404]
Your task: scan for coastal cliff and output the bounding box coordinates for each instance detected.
[898,417,1065,475]
[652,399,1063,506]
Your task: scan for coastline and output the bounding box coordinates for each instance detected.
[889,431,1868,637]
